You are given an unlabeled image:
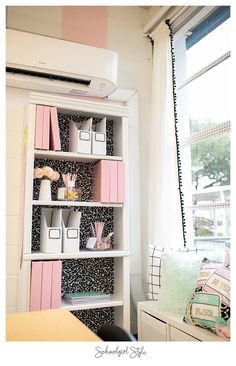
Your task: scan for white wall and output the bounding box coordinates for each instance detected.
[6,6,152,324]
[107,6,152,299]
[7,6,62,38]
[6,87,30,313]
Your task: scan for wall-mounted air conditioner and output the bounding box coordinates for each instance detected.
[6,29,118,98]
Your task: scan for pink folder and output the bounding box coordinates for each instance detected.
[42,106,50,150]
[34,105,44,149]
[50,107,61,151]
[51,261,62,309]
[93,160,110,202]
[41,261,53,310]
[117,161,125,203]
[109,161,118,203]
[30,261,42,311]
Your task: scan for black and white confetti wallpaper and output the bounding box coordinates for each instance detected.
[31,205,114,251]
[57,112,114,155]
[71,307,114,334]
[61,257,114,295]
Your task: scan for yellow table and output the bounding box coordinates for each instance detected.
[6,309,101,341]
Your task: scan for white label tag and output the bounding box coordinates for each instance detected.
[95,132,105,142]
[49,229,61,239]
[67,229,79,239]
[80,131,90,141]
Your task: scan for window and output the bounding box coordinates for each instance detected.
[174,6,231,248]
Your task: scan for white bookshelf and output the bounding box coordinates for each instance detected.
[18,92,130,331]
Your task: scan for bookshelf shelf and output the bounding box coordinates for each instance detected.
[61,296,124,311]
[32,200,123,208]
[34,149,123,163]
[24,250,130,261]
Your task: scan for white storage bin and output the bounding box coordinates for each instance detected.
[40,208,62,253]
[69,118,92,154]
[92,117,106,155]
[62,209,81,253]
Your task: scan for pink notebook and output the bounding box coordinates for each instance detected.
[93,160,110,202]
[51,261,62,309]
[42,106,50,150]
[117,161,125,203]
[50,107,61,151]
[30,261,42,311]
[109,161,118,203]
[41,261,53,310]
[34,105,44,149]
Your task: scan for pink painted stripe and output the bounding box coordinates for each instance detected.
[61,6,107,48]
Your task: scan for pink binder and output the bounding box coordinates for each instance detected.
[50,107,61,151]
[93,160,110,202]
[109,161,118,203]
[34,105,44,149]
[42,106,50,150]
[51,261,62,309]
[117,161,125,203]
[30,261,42,311]
[41,261,53,310]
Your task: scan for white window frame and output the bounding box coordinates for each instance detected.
[173,8,231,247]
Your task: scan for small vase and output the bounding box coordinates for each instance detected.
[39,179,51,201]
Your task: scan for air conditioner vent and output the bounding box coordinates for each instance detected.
[6,67,91,86]
[6,29,118,97]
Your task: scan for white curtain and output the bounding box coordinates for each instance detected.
[147,22,184,249]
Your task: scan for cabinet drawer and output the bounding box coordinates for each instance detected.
[140,311,167,341]
[169,326,199,342]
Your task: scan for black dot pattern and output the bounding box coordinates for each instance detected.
[71,307,114,334]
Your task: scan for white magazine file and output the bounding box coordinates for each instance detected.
[92,117,106,155]
[69,118,92,154]
[40,208,62,253]
[62,209,81,253]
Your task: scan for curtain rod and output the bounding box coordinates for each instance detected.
[142,6,189,35]
[142,6,172,34]
[142,6,201,36]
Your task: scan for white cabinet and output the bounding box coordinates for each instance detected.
[140,311,167,341]
[169,326,199,341]
[137,301,224,342]
[17,92,130,332]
